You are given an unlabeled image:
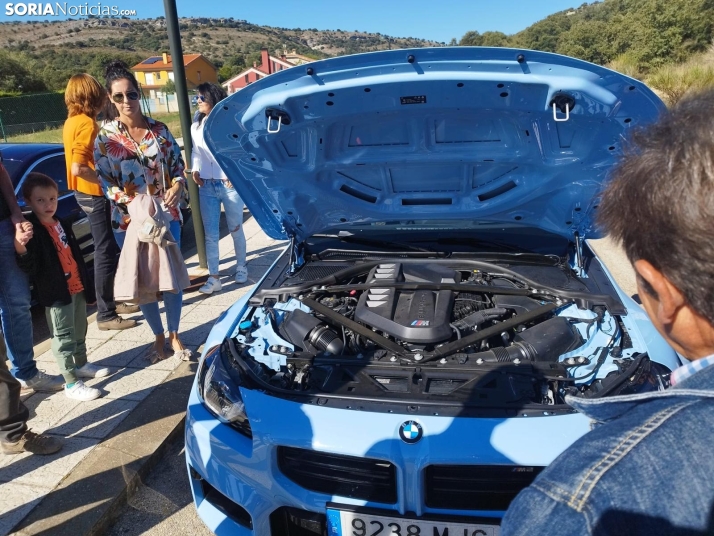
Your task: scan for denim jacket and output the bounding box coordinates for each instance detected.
[501,363,714,536]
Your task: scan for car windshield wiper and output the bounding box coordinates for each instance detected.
[316,233,438,253]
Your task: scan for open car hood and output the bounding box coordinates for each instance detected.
[205,47,665,243]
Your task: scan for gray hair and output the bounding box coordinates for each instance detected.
[599,89,714,324]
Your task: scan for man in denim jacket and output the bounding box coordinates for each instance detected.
[501,91,714,535]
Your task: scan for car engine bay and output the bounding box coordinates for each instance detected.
[218,259,672,416]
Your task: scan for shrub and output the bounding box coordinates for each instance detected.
[647,61,714,105]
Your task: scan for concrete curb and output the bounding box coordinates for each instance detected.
[10,360,198,535]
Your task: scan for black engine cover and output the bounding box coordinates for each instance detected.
[354,263,459,344]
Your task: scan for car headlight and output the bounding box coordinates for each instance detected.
[197,342,252,437]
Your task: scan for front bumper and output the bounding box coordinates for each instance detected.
[185,375,591,535]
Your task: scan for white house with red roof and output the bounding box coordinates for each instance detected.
[222,48,296,95]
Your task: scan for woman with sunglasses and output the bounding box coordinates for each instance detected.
[94,60,191,362]
[190,82,248,295]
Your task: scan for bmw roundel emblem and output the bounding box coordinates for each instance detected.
[399,421,423,444]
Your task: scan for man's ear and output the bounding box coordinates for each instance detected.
[634,259,686,324]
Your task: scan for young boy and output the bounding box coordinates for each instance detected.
[14,173,110,401]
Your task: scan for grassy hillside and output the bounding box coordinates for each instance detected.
[0,17,441,93]
[460,0,714,74]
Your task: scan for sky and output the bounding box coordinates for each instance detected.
[0,0,583,43]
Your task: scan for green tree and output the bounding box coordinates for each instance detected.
[0,51,47,93]
[162,79,176,94]
[480,31,510,47]
[459,31,481,46]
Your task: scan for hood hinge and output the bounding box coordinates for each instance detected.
[288,234,305,274]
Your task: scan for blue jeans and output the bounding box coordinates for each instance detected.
[0,218,38,381]
[198,180,246,276]
[114,220,183,336]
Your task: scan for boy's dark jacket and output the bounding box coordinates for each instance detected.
[15,213,95,307]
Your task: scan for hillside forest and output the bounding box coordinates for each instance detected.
[0,0,713,104]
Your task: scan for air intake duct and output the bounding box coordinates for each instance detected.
[279,309,344,355]
[479,317,583,363]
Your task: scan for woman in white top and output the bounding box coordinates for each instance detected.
[190,83,248,294]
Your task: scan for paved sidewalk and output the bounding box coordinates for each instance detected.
[0,215,285,536]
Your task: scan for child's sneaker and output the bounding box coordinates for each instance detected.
[199,276,222,295]
[75,363,111,379]
[235,266,248,284]
[64,380,101,401]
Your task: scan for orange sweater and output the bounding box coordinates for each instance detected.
[63,114,102,197]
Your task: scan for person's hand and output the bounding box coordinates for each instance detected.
[13,218,33,246]
[191,171,204,186]
[164,182,182,208]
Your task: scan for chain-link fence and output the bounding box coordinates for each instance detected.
[0,89,160,142]
[0,92,67,140]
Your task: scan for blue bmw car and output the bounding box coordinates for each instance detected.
[185,47,679,535]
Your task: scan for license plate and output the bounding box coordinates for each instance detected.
[326,507,500,536]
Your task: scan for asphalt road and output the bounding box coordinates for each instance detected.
[105,236,636,535]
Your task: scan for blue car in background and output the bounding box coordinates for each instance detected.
[185,47,679,535]
[1,143,93,264]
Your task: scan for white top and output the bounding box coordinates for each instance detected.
[190,119,228,181]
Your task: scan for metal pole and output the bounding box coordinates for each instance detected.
[163,0,207,268]
[0,111,6,143]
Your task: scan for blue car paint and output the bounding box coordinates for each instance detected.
[204,47,665,244]
[186,47,678,534]
[186,375,593,534]
[187,258,677,535]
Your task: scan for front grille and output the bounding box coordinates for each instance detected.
[278,447,397,503]
[269,507,326,536]
[425,465,544,511]
[189,466,253,529]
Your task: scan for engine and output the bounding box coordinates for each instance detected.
[354,263,460,344]
[226,259,669,411]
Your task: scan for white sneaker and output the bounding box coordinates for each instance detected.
[199,276,222,295]
[64,380,101,401]
[75,363,111,379]
[235,266,248,284]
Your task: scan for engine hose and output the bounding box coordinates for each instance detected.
[422,302,561,363]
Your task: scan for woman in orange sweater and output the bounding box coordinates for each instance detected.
[63,74,137,331]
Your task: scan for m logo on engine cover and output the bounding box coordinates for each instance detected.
[399,421,423,444]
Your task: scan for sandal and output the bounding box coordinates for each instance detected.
[145,344,169,364]
[173,348,193,361]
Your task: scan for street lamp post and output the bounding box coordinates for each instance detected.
[163,0,207,269]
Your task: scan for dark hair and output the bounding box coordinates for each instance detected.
[22,172,57,200]
[598,89,714,324]
[195,82,227,125]
[102,60,141,120]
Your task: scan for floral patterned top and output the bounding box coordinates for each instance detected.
[94,116,185,232]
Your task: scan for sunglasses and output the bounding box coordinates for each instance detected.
[111,91,140,104]
[197,95,206,103]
